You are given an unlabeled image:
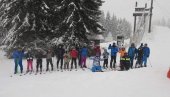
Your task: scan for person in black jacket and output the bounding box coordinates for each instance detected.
[135,44,144,68]
[120,52,130,71]
[135,43,143,68]
[56,44,65,70]
[35,49,45,73]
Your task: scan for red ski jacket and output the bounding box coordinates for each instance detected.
[70,49,78,58]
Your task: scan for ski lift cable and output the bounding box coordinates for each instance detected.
[135,10,150,43]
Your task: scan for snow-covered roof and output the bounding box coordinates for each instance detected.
[87,33,104,40]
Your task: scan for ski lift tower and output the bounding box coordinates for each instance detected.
[131,1,152,44]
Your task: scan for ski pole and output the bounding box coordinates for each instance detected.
[148,58,152,67]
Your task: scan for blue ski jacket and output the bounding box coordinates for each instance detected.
[81,47,88,57]
[108,45,119,56]
[128,47,137,58]
[12,50,25,63]
[143,47,150,57]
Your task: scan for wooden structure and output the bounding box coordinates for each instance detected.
[131,0,153,44]
[133,0,153,33]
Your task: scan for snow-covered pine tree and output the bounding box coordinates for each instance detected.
[99,11,106,37]
[167,18,170,28]
[116,18,132,39]
[0,0,60,49]
[104,11,111,37]
[110,13,118,40]
[56,0,104,43]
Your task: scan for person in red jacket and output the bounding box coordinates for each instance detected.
[70,47,78,70]
[94,45,101,56]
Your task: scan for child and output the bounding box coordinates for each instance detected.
[102,48,109,69]
[90,54,104,72]
[64,51,71,70]
[25,49,34,73]
[46,49,54,71]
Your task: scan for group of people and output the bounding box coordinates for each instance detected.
[12,42,150,74]
[12,44,89,74]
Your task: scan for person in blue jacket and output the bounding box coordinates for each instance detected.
[108,42,119,69]
[142,43,150,67]
[128,43,137,69]
[80,46,88,68]
[12,47,25,74]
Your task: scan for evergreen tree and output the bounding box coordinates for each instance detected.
[0,0,60,48]
[116,18,132,39]
[99,11,105,26]
[110,13,117,39]
[56,0,104,42]
[167,18,170,28]
[104,11,111,36]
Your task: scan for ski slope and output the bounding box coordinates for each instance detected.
[0,26,170,97]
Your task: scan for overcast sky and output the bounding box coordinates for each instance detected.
[101,0,170,23]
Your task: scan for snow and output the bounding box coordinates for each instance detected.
[0,26,170,97]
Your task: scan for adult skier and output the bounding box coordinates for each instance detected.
[80,46,88,68]
[108,42,119,69]
[142,43,150,67]
[135,44,144,68]
[12,47,25,74]
[46,49,54,71]
[94,45,101,56]
[70,47,78,70]
[35,49,45,73]
[56,44,65,70]
[128,43,137,69]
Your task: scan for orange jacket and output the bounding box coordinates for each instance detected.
[119,49,126,57]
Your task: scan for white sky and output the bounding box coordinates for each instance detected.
[101,0,170,23]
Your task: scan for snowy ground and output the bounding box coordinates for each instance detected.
[0,26,170,97]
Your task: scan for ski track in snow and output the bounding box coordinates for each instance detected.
[0,26,170,97]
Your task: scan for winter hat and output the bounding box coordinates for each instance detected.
[113,42,116,46]
[140,43,143,47]
[131,43,135,47]
[144,43,147,47]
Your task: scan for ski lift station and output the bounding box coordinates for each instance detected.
[117,35,124,47]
